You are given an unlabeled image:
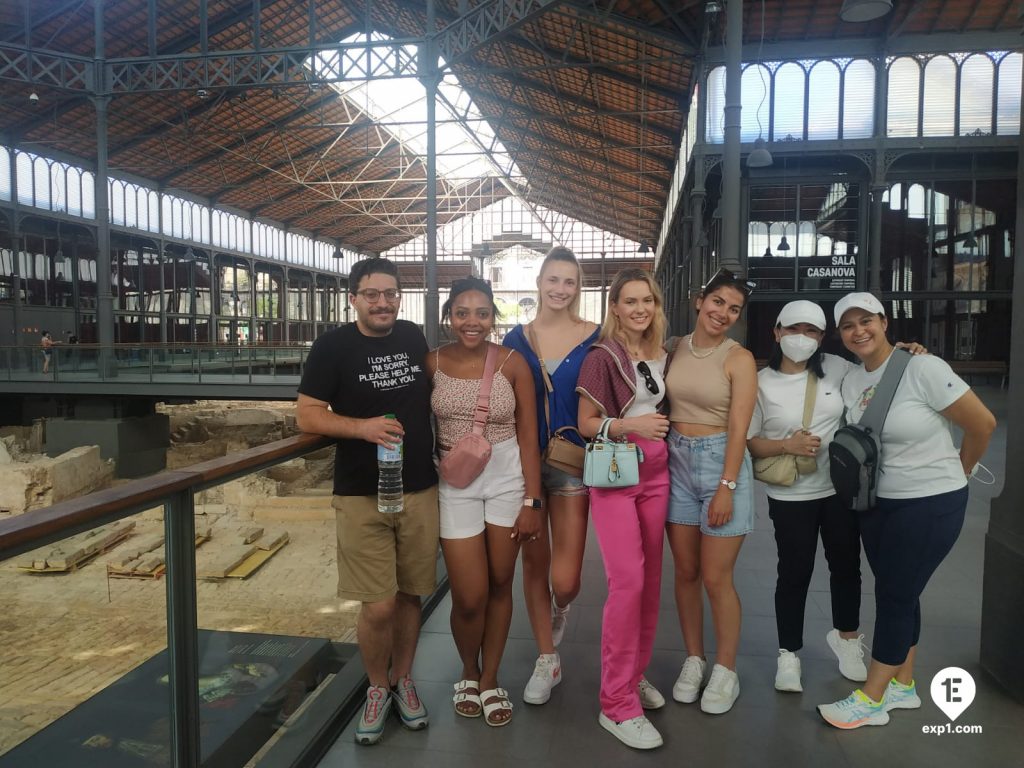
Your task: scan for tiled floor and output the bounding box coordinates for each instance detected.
[318,387,1023,768]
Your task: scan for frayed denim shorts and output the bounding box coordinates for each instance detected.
[667,430,754,537]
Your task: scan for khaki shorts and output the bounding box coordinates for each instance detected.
[333,485,439,603]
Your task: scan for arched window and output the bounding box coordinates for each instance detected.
[741,64,771,142]
[807,61,840,140]
[15,152,32,206]
[253,221,267,257]
[706,66,726,143]
[109,180,124,224]
[907,183,927,219]
[773,63,806,140]
[66,166,82,216]
[887,57,920,137]
[81,171,96,218]
[33,156,51,209]
[922,55,955,136]
[50,163,68,213]
[0,147,10,201]
[959,54,994,135]
[747,221,769,259]
[797,221,815,257]
[997,52,1022,135]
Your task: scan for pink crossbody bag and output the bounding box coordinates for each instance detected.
[438,344,499,489]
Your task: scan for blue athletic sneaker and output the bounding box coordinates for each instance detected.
[883,679,922,712]
[818,689,890,729]
[355,685,392,745]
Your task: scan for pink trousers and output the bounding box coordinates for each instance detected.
[589,435,669,722]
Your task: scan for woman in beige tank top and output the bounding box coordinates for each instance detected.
[662,268,758,715]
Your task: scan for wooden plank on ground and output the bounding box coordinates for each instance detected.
[198,545,259,580]
[107,530,211,579]
[18,521,135,573]
[224,533,289,579]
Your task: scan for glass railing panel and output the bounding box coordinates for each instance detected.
[192,446,351,765]
[0,509,171,765]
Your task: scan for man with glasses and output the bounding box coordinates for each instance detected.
[297,257,439,745]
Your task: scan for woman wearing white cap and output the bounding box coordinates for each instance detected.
[746,300,869,694]
[818,292,995,730]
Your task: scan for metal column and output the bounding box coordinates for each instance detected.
[719,0,742,270]
[94,1,114,372]
[422,0,440,347]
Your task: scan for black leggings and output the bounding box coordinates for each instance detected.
[859,486,968,666]
[768,493,861,652]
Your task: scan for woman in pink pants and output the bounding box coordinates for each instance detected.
[576,268,670,750]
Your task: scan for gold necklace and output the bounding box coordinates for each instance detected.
[688,334,724,359]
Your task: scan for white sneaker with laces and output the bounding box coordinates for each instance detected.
[774,650,802,692]
[672,655,707,704]
[598,712,663,750]
[523,653,561,705]
[826,629,868,682]
[638,677,665,710]
[700,664,740,714]
[551,595,570,647]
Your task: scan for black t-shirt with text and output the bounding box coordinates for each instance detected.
[298,320,436,496]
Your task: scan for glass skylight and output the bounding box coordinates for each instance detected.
[309,32,522,184]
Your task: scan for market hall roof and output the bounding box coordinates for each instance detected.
[0,0,1015,256]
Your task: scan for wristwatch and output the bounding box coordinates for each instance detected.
[720,478,737,491]
[523,497,545,509]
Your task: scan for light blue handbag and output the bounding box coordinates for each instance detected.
[583,418,644,488]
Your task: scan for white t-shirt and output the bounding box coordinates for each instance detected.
[748,353,852,501]
[623,356,666,418]
[841,352,970,499]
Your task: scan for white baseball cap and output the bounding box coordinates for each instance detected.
[833,292,886,325]
[776,300,827,330]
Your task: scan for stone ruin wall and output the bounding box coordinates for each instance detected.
[0,401,334,520]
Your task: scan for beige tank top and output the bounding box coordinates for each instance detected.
[666,336,738,427]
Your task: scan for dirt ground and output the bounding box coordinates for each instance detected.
[0,401,359,756]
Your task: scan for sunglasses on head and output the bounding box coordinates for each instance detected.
[704,267,756,297]
[636,360,659,396]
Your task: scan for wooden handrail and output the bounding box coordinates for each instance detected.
[0,432,333,558]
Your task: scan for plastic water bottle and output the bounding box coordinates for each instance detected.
[377,414,403,514]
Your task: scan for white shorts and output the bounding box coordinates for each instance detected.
[439,437,525,539]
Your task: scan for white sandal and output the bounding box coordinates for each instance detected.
[453,679,482,718]
[480,687,513,727]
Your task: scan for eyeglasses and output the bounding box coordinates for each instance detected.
[704,267,756,296]
[637,361,659,395]
[354,288,401,303]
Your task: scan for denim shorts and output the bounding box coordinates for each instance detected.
[541,460,588,497]
[667,430,754,537]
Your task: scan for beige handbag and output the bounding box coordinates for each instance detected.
[753,372,819,487]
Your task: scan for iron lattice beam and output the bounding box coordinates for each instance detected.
[0,44,93,91]
[0,0,565,93]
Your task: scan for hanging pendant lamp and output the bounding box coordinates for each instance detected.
[840,0,892,23]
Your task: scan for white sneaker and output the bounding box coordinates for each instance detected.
[700,664,740,714]
[598,712,663,750]
[638,677,665,710]
[774,650,802,693]
[551,595,570,647]
[672,656,707,704]
[523,653,561,705]
[826,630,868,682]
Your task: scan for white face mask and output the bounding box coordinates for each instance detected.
[780,333,819,363]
